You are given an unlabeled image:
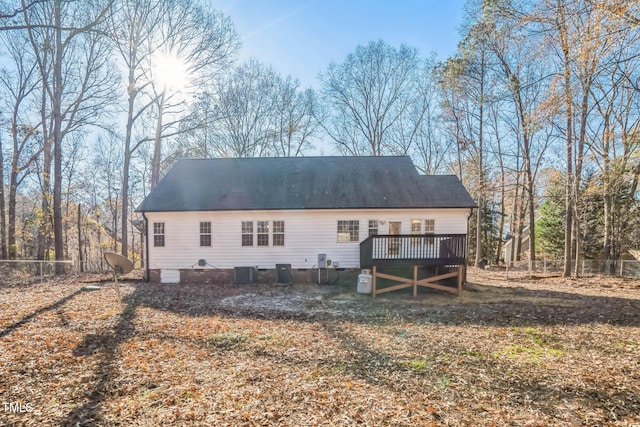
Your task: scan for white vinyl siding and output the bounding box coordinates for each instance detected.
[145,208,470,270]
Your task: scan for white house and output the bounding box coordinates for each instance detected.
[136,156,476,284]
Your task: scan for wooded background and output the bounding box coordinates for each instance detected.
[0,0,638,277]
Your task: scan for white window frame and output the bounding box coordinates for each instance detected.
[153,222,165,247]
[241,221,253,247]
[273,221,285,246]
[337,220,360,243]
[368,220,379,236]
[425,219,435,234]
[257,221,270,247]
[200,221,212,247]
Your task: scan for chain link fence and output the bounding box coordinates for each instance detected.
[500,259,640,279]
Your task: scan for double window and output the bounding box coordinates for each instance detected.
[337,220,360,242]
[242,221,285,247]
[411,219,436,234]
[411,219,436,245]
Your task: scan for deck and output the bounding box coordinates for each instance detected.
[359,234,467,268]
[359,234,468,296]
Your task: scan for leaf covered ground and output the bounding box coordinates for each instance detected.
[1,269,639,426]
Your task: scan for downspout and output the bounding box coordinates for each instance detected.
[142,212,150,282]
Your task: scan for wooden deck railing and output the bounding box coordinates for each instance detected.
[360,234,467,268]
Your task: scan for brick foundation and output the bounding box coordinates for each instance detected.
[147,268,346,284]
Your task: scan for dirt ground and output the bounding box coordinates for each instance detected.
[1,269,639,426]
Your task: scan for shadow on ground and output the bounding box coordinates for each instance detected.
[125,276,640,327]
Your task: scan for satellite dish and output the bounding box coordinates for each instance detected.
[104,252,134,299]
[104,252,134,275]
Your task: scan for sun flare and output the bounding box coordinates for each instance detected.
[151,50,190,91]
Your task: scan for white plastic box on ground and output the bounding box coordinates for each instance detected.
[357,270,372,294]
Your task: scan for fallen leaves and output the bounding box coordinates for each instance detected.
[0,272,639,425]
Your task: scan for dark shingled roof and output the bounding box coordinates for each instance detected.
[136,156,476,212]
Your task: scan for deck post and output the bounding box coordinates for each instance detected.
[372,265,377,298]
[413,265,418,297]
[457,264,463,295]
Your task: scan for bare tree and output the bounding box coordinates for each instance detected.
[440,21,491,268]
[408,59,453,175]
[318,40,423,156]
[147,0,238,188]
[109,0,167,258]
[200,60,316,158]
[20,0,117,269]
[529,0,625,276]
[271,76,320,157]
[0,28,42,260]
[109,0,238,256]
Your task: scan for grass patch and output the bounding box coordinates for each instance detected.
[494,344,563,362]
[407,359,428,371]
[461,349,483,358]
[434,375,450,390]
[206,332,248,349]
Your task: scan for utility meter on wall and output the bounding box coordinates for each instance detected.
[317,253,327,268]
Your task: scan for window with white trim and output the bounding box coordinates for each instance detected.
[411,219,422,244]
[368,220,379,236]
[153,222,165,247]
[425,219,435,234]
[257,221,270,246]
[200,221,211,246]
[273,221,285,246]
[337,220,359,242]
[241,221,253,246]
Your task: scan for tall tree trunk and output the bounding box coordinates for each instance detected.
[509,168,520,265]
[52,0,65,273]
[525,163,536,273]
[474,49,485,268]
[494,116,506,265]
[38,146,52,261]
[558,0,574,278]
[151,90,166,189]
[77,204,83,273]
[8,161,19,260]
[572,86,590,277]
[601,121,612,273]
[0,128,6,260]
[120,48,138,258]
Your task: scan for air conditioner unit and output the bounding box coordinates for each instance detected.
[276,264,292,284]
[234,266,255,284]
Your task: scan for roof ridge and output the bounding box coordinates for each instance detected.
[138,156,476,212]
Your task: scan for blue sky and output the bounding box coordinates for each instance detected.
[215,0,467,89]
